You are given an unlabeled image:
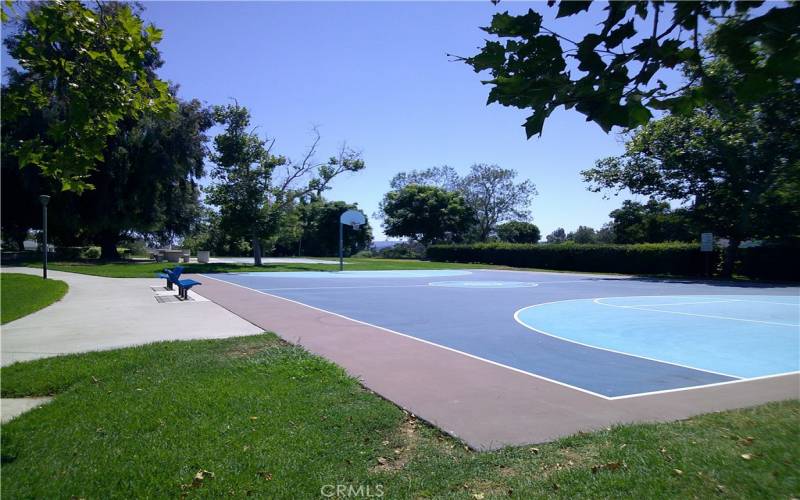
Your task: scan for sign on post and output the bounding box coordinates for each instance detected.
[339,209,366,271]
[700,232,714,252]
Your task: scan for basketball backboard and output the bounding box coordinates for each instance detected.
[340,209,366,228]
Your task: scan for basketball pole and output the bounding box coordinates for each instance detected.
[339,221,344,271]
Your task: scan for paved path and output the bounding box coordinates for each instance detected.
[1,397,52,423]
[1,268,262,366]
[193,274,799,450]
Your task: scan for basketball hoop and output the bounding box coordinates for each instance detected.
[338,209,367,271]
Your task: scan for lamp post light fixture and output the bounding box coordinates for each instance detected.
[39,195,50,280]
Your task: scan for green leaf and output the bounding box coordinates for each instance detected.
[524,109,547,138]
[556,0,592,18]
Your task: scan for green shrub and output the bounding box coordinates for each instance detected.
[736,243,800,281]
[55,246,86,260]
[427,242,710,275]
[82,246,101,259]
[375,241,426,259]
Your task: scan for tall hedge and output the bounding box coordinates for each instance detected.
[737,244,800,281]
[427,242,707,275]
[427,242,798,280]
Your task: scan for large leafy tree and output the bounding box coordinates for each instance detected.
[1,96,214,259]
[389,165,461,192]
[608,200,694,244]
[205,103,365,265]
[82,98,213,259]
[496,220,541,244]
[583,74,800,275]
[461,164,537,242]
[462,1,800,136]
[2,1,175,191]
[545,227,566,243]
[386,164,537,242]
[380,185,474,246]
[291,199,372,257]
[567,225,597,244]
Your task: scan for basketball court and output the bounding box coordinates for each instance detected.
[191,269,800,449]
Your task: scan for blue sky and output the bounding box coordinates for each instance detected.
[137,1,659,239]
[4,1,674,239]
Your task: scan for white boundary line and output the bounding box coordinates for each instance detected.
[514,298,742,379]
[728,298,799,307]
[593,297,800,327]
[200,273,615,401]
[257,284,428,291]
[202,276,799,401]
[609,371,800,399]
[428,281,539,289]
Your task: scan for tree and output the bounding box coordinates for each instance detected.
[545,227,566,243]
[294,200,373,257]
[496,220,540,244]
[389,165,460,191]
[461,164,538,242]
[205,103,365,265]
[608,200,694,244]
[2,1,175,191]
[461,2,800,137]
[583,76,800,275]
[83,98,213,258]
[568,226,597,244]
[385,164,537,242]
[380,185,474,246]
[1,94,213,259]
[595,223,616,243]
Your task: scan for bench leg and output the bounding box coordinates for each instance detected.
[165,279,173,290]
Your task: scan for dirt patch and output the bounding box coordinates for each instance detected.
[535,445,604,479]
[371,414,423,473]
[223,338,283,358]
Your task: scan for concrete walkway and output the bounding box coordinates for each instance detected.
[1,267,262,366]
[1,397,52,423]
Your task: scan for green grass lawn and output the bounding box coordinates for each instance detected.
[28,258,498,278]
[1,273,68,324]
[2,334,797,498]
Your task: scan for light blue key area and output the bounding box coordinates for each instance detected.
[235,270,472,279]
[515,295,800,378]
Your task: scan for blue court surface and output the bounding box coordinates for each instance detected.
[206,269,800,399]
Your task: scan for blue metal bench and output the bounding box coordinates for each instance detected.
[175,278,201,300]
[156,266,184,290]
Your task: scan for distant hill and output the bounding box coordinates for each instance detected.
[371,240,401,250]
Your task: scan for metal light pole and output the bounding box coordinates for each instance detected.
[39,195,50,280]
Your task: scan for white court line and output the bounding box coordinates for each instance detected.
[203,277,797,400]
[594,298,800,327]
[600,299,737,308]
[728,298,800,307]
[257,284,428,291]
[610,371,800,399]
[514,299,741,379]
[201,274,616,401]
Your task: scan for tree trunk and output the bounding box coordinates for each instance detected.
[252,236,262,266]
[14,233,26,252]
[99,232,121,261]
[720,237,740,279]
